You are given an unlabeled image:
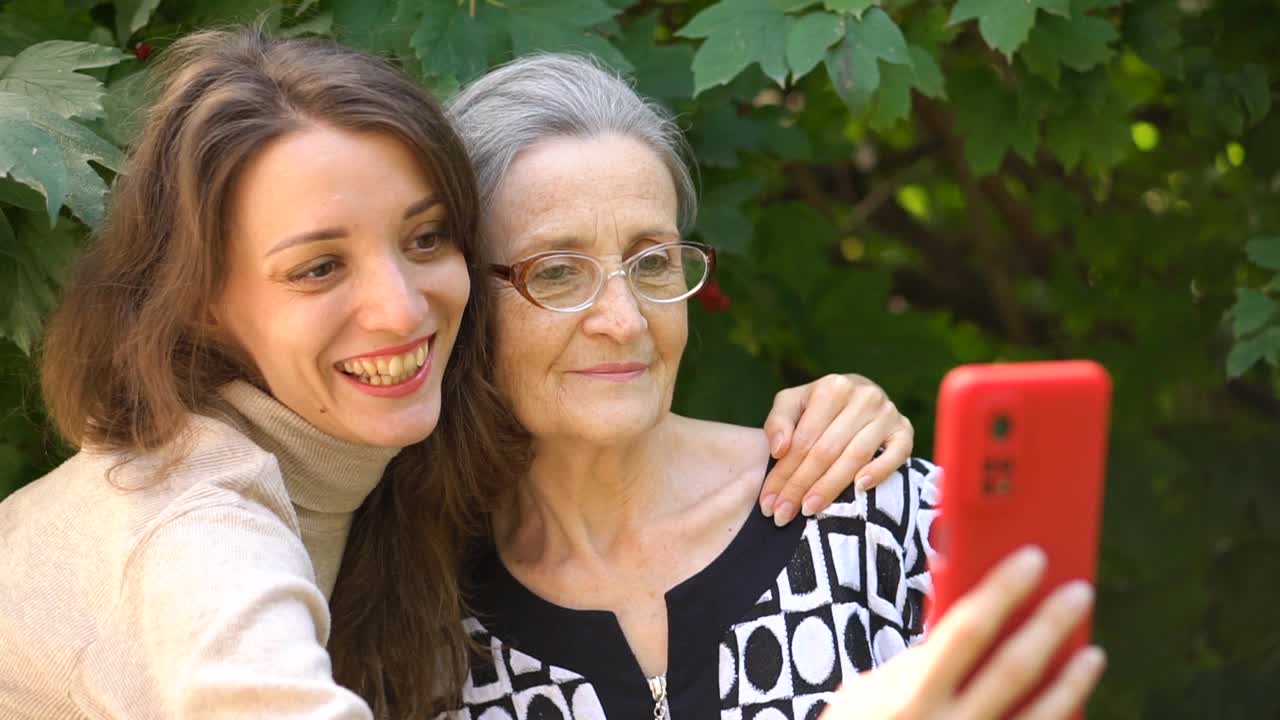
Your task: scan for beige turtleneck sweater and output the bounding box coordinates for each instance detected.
[0,381,398,719]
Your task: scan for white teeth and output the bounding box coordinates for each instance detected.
[414,344,426,367]
[374,357,389,375]
[388,354,404,377]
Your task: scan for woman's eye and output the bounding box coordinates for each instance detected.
[534,264,578,282]
[410,231,451,253]
[636,254,670,274]
[292,260,339,282]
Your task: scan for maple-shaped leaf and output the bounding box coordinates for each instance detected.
[506,0,631,73]
[114,0,162,44]
[949,0,1070,59]
[867,45,945,129]
[786,12,846,81]
[823,7,910,114]
[1020,6,1117,85]
[0,210,80,353]
[823,0,878,17]
[405,0,506,90]
[0,90,123,228]
[677,0,793,94]
[0,41,128,121]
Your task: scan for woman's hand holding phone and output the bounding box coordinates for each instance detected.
[820,547,1106,720]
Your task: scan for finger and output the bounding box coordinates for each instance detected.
[761,380,855,518]
[762,384,811,458]
[1010,646,1107,720]
[847,419,914,493]
[767,403,873,525]
[798,413,895,516]
[953,580,1095,719]
[759,385,814,515]
[918,546,1048,695]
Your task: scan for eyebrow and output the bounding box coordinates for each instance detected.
[264,194,443,257]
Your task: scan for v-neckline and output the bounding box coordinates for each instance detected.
[468,458,807,717]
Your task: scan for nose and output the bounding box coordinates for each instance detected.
[354,256,427,337]
[581,272,648,341]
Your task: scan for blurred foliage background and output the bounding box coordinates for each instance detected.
[1,0,1278,716]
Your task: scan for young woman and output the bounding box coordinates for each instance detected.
[0,30,916,719]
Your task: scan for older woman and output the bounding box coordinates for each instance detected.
[0,29,920,720]
[442,55,1104,720]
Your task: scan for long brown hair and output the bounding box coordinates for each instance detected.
[38,27,526,715]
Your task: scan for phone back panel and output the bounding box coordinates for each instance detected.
[930,360,1111,716]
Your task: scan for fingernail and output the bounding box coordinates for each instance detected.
[1057,580,1095,610]
[773,501,795,527]
[801,495,821,517]
[1080,645,1107,672]
[854,474,873,492]
[1012,546,1047,574]
[760,493,777,517]
[769,433,784,457]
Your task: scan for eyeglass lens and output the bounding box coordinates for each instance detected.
[523,245,709,310]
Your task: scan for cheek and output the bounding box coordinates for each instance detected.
[650,305,689,366]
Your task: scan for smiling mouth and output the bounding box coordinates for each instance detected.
[335,336,430,386]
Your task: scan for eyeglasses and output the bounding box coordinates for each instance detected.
[490,241,717,313]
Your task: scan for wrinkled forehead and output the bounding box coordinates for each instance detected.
[485,134,680,260]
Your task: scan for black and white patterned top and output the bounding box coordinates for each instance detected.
[436,458,941,720]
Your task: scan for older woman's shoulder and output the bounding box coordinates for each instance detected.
[821,457,941,519]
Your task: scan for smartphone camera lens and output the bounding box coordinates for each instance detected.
[992,415,1012,441]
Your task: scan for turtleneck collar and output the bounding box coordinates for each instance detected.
[214,380,400,515]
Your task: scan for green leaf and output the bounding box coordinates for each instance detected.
[332,0,410,54]
[823,7,910,113]
[295,0,320,15]
[0,211,80,353]
[616,12,694,100]
[279,11,333,38]
[405,0,504,87]
[949,70,1039,174]
[1043,72,1132,172]
[0,41,128,121]
[101,68,148,146]
[1231,288,1278,338]
[1246,236,1280,271]
[786,12,845,81]
[907,44,945,99]
[865,44,946,128]
[1020,10,1117,85]
[1126,2,1183,78]
[823,0,877,17]
[0,175,47,212]
[0,90,122,227]
[1226,327,1280,377]
[949,0,1070,58]
[695,176,764,255]
[677,0,792,93]
[1234,64,1271,127]
[114,0,162,44]
[506,0,630,72]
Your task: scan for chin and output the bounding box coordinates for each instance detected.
[566,407,663,444]
[349,403,442,449]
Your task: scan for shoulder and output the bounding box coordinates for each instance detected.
[821,456,941,520]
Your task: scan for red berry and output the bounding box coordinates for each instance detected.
[134,41,152,62]
[697,278,731,312]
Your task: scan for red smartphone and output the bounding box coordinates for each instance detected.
[928,360,1111,718]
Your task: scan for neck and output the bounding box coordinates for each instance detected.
[501,416,687,562]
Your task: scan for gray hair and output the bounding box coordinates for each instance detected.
[447,52,698,233]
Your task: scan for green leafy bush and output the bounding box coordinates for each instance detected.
[1,0,1277,715]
